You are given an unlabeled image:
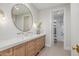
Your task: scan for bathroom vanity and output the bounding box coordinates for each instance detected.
[0,34,45,56]
[0,4,45,56]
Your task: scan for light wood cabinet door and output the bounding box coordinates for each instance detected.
[40,36,45,49]
[27,40,36,56]
[35,36,45,53]
[0,48,13,56]
[35,38,41,53]
[13,43,26,56]
[25,42,28,56]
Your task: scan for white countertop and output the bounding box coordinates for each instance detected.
[0,34,45,51]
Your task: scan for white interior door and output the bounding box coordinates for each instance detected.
[71,3,79,56]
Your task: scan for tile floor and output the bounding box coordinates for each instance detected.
[38,41,71,56]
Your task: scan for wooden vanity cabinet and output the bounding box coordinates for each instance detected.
[0,48,13,56]
[13,43,26,56]
[35,36,45,54]
[0,35,45,56]
[25,42,28,56]
[27,40,36,56]
[39,36,45,49]
[35,38,42,53]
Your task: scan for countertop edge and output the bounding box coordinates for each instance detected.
[0,34,45,51]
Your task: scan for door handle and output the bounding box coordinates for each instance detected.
[72,44,79,53]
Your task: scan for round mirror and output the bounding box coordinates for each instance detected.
[12,4,33,32]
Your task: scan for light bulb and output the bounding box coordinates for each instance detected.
[33,23,37,29]
[0,17,6,25]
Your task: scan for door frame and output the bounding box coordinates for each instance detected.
[50,8,64,47]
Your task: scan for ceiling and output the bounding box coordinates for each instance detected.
[32,3,69,10]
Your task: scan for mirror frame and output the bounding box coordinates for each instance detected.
[11,4,33,32]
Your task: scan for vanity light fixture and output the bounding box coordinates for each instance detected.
[33,21,42,29]
[33,20,42,34]
[33,22,37,29]
[0,9,6,25]
[0,17,6,25]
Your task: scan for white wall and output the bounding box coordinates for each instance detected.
[39,4,71,50]
[71,3,79,56]
[0,3,38,41]
[64,5,71,50]
[39,9,51,47]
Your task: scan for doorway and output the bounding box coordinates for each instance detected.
[51,8,64,45]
